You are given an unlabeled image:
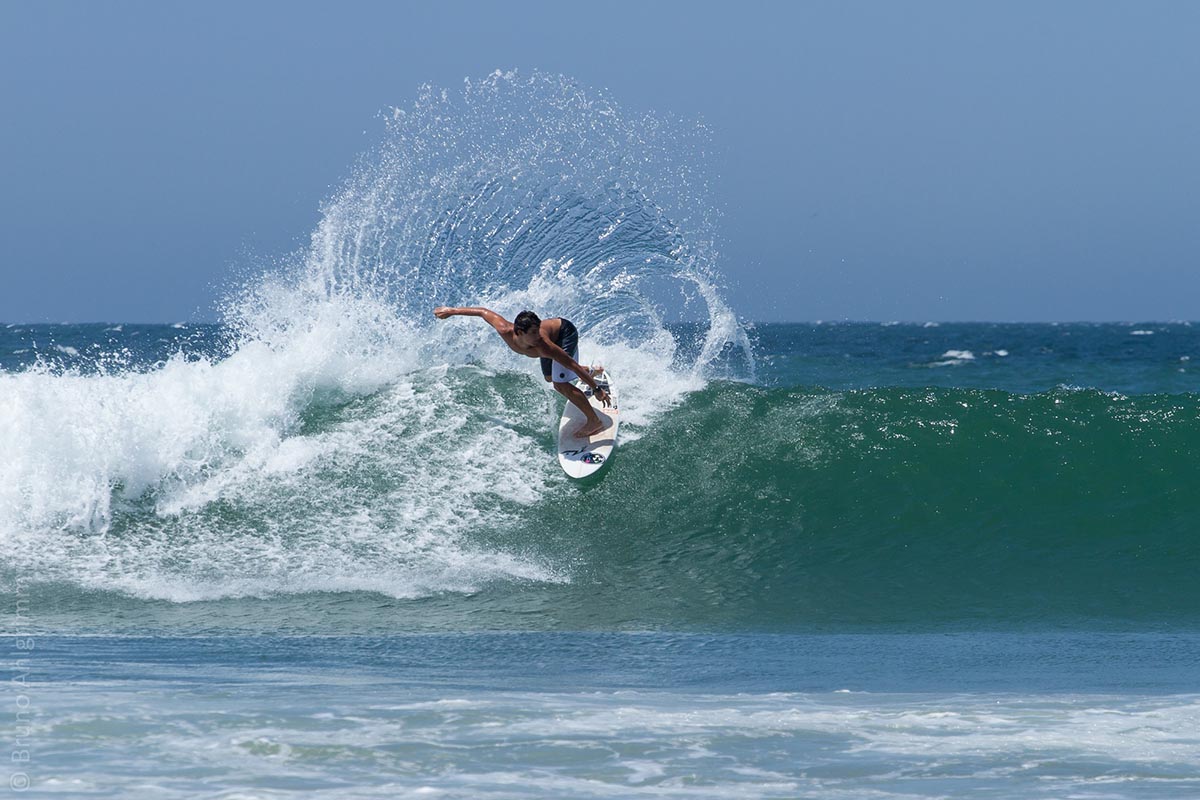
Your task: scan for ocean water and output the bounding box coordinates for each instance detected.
[3,73,1199,797]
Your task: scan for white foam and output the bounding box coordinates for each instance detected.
[1,262,732,604]
[37,686,1200,798]
[0,294,569,600]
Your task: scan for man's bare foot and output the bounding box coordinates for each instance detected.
[573,415,607,439]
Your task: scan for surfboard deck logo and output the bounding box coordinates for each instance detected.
[559,450,605,464]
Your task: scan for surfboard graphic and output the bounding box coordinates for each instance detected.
[557,369,619,478]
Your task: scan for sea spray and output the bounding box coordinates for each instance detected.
[0,71,751,604]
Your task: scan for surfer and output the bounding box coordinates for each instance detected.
[432,306,611,438]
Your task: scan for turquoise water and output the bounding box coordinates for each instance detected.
[3,72,1198,797]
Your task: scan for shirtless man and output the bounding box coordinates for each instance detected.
[432,306,611,438]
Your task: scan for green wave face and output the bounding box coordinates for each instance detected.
[519,383,1200,630]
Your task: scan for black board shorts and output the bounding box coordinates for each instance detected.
[540,318,579,383]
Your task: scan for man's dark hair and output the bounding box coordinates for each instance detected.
[513,310,542,334]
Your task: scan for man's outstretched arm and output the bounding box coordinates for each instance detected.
[432,306,510,334]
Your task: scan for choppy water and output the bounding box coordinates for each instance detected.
[2,72,1197,798]
[10,633,1200,799]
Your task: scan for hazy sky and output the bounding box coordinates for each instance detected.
[2,1,1197,322]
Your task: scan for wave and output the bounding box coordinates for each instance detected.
[5,373,1199,629]
[543,382,1200,627]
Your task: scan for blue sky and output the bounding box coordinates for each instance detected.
[2,1,1197,322]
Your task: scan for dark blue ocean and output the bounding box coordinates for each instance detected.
[3,74,1198,798]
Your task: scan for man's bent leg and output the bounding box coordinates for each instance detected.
[554,381,605,438]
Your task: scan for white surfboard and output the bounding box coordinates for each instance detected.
[557,369,619,479]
